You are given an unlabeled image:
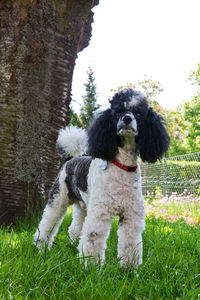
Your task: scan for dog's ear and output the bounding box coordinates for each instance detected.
[136,108,170,163]
[87,109,120,160]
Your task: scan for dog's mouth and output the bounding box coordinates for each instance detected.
[118,127,138,136]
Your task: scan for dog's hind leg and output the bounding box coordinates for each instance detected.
[34,169,69,249]
[68,203,86,241]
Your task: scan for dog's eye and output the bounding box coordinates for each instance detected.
[134,111,142,119]
[114,112,121,119]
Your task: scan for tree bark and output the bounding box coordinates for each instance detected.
[0,0,99,224]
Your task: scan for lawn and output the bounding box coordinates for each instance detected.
[0,199,200,300]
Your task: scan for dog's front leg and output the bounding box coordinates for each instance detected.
[78,205,111,264]
[117,212,145,267]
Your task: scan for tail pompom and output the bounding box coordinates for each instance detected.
[56,126,87,159]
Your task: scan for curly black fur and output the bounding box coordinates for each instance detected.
[110,89,148,112]
[87,109,122,160]
[135,108,170,163]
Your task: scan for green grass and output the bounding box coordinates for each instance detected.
[0,212,200,300]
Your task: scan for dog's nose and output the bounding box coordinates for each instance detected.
[122,115,132,125]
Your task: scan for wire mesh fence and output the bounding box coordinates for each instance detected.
[141,152,200,196]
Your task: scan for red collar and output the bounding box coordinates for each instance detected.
[111,159,138,172]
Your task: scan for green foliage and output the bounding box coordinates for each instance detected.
[163,108,188,156]
[79,66,100,128]
[188,63,200,87]
[0,213,199,299]
[166,64,200,156]
[137,76,163,112]
[70,67,100,129]
[68,107,82,128]
[182,96,200,153]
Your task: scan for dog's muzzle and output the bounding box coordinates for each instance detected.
[117,114,137,135]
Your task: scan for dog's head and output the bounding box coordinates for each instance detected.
[87,89,170,163]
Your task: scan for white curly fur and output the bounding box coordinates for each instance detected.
[57,126,87,158]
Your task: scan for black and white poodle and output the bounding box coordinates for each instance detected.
[34,89,169,266]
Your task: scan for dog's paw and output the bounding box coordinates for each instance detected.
[119,254,142,268]
[33,230,48,250]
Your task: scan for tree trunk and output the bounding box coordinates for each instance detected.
[0,0,99,224]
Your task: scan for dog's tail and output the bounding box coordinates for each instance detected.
[56,126,87,160]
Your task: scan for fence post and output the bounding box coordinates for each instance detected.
[163,157,167,196]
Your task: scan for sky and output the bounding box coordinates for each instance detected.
[72,0,200,112]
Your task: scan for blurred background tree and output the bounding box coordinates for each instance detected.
[181,64,200,153]
[70,66,100,128]
[163,108,188,156]
[167,64,200,156]
[79,66,100,128]
[68,107,82,128]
